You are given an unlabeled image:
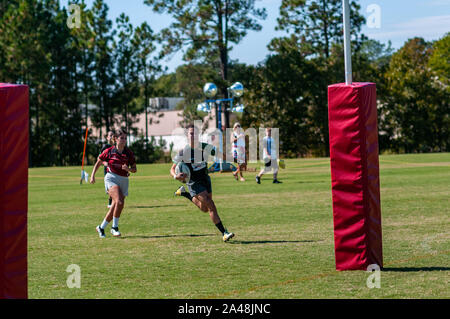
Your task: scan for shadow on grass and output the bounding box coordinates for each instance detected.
[383,267,450,272]
[119,233,216,239]
[129,204,185,209]
[228,240,319,245]
[296,180,328,184]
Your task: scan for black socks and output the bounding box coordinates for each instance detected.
[215,221,226,234]
[182,192,193,201]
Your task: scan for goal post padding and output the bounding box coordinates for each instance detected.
[0,83,28,299]
[327,82,383,271]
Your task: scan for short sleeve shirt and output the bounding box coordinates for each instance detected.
[99,146,136,177]
[263,136,277,160]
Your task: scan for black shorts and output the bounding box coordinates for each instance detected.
[187,175,212,197]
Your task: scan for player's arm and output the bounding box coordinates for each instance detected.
[90,157,103,184]
[122,158,137,174]
[122,163,137,174]
[122,152,137,174]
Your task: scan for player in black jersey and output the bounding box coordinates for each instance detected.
[170,124,235,242]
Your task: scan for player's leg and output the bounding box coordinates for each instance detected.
[108,185,125,237]
[195,178,234,242]
[239,162,245,181]
[104,167,112,208]
[272,160,281,183]
[96,176,117,238]
[96,202,116,238]
[256,167,265,184]
[174,185,193,201]
[104,202,116,222]
[195,191,221,224]
[192,195,208,212]
[232,156,239,181]
[189,179,211,213]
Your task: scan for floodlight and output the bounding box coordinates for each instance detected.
[203,82,217,98]
[229,82,244,98]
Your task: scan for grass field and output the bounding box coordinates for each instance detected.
[28,153,450,299]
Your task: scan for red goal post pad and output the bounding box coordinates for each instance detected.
[0,83,28,298]
[327,82,383,271]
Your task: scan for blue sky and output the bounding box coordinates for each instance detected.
[62,0,450,72]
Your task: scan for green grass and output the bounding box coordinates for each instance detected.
[29,153,450,298]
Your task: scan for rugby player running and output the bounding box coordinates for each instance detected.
[171,124,235,242]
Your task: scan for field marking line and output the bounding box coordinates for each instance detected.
[203,250,450,299]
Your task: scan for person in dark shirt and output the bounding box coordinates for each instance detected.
[90,129,137,238]
[171,124,235,242]
[101,131,115,208]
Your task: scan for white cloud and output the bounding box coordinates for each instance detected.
[366,15,450,45]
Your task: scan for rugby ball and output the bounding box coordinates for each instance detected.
[175,162,191,183]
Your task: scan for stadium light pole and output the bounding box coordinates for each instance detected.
[200,82,244,172]
[343,0,352,85]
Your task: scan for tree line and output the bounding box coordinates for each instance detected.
[0,0,448,167]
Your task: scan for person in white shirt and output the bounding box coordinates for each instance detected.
[231,122,246,181]
[256,128,282,184]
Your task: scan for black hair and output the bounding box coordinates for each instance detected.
[115,128,127,139]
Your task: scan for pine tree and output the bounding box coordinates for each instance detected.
[132,22,161,144]
[144,0,267,128]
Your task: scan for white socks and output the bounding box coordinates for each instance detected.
[100,217,119,229]
[100,219,109,230]
[112,217,120,228]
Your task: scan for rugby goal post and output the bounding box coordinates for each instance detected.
[326,1,383,270]
[0,83,28,298]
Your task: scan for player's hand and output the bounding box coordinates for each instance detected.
[122,164,129,172]
[176,173,186,181]
[90,175,95,184]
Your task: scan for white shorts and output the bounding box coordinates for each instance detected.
[104,172,129,197]
[262,157,278,172]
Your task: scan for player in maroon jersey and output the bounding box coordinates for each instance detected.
[90,129,137,238]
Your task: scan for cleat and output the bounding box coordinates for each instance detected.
[110,227,121,237]
[174,185,187,196]
[256,176,261,184]
[223,231,235,242]
[273,179,282,184]
[96,225,106,238]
